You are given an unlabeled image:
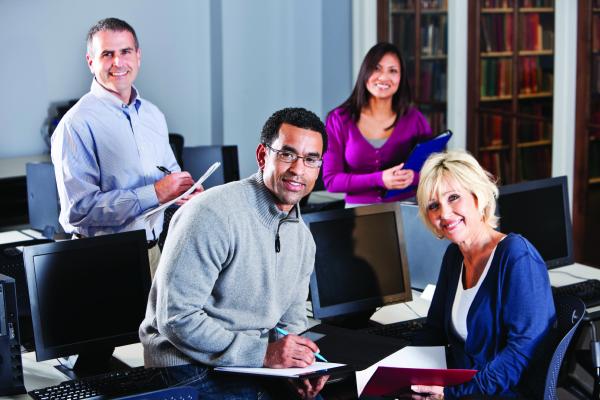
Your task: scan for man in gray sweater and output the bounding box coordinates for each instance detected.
[139,108,328,399]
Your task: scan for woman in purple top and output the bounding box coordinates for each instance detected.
[323,42,432,204]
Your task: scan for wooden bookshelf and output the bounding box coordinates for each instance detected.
[467,0,554,185]
[573,0,600,265]
[377,0,448,134]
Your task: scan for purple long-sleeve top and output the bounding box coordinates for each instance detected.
[323,106,432,204]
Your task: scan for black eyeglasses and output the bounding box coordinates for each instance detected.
[264,144,323,168]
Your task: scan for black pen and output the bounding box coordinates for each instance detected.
[156,165,172,175]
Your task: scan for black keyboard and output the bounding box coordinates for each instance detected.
[552,279,600,308]
[28,366,169,400]
[361,317,427,342]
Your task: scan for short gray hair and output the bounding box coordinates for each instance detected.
[86,18,139,56]
[416,150,499,234]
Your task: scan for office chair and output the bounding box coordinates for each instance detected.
[169,133,185,169]
[115,386,198,400]
[541,295,586,400]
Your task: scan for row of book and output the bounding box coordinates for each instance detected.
[517,147,552,181]
[482,0,514,7]
[479,114,509,147]
[518,57,552,95]
[481,14,513,52]
[391,0,447,12]
[422,110,446,138]
[477,111,549,147]
[479,145,551,183]
[421,15,447,56]
[480,57,553,98]
[589,111,600,179]
[480,145,552,183]
[517,116,551,143]
[479,151,510,184]
[480,59,512,98]
[520,0,553,7]
[519,13,554,51]
[590,140,600,179]
[593,15,600,53]
[594,55,600,95]
[419,60,447,102]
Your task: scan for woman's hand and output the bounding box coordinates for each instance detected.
[382,163,415,190]
[411,385,444,399]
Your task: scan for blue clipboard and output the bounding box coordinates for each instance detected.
[385,130,452,198]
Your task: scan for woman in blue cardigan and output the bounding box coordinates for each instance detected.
[411,150,556,399]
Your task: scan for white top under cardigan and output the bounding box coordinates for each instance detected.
[451,246,497,341]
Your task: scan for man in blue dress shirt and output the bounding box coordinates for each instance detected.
[51,18,198,277]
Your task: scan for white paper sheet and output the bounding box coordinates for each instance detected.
[0,231,32,245]
[142,162,221,229]
[20,229,46,240]
[215,362,345,378]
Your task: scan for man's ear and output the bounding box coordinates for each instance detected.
[256,143,267,171]
[86,53,94,74]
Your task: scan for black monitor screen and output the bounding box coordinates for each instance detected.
[497,176,573,269]
[305,203,412,320]
[23,230,151,364]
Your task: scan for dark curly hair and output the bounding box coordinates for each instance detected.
[337,42,412,128]
[260,107,327,153]
[87,18,139,56]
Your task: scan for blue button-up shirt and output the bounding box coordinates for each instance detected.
[51,79,180,239]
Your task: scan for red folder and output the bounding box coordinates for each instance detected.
[362,366,477,397]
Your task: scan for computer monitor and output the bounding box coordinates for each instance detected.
[23,230,151,378]
[182,145,240,189]
[497,176,574,269]
[303,203,412,327]
[399,203,450,290]
[26,162,64,239]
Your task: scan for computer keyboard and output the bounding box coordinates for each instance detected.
[552,279,600,308]
[361,317,427,343]
[28,366,169,400]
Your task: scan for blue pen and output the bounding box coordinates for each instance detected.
[275,327,328,362]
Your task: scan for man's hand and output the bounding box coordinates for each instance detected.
[292,375,329,399]
[175,186,204,205]
[154,172,195,204]
[264,334,320,368]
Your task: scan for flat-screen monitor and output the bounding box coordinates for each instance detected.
[303,203,412,326]
[23,230,151,378]
[182,145,240,189]
[399,203,450,290]
[26,162,63,239]
[497,176,574,269]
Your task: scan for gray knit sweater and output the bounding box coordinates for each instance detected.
[139,173,316,368]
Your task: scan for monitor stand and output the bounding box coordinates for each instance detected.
[321,310,375,330]
[55,347,130,380]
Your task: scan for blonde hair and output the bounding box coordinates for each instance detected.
[416,150,499,234]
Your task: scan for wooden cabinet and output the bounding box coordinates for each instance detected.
[467,0,554,184]
[378,0,448,134]
[574,0,600,265]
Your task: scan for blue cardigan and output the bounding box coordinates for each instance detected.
[413,233,556,398]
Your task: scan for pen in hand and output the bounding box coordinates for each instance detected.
[156,165,172,175]
[275,327,328,362]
